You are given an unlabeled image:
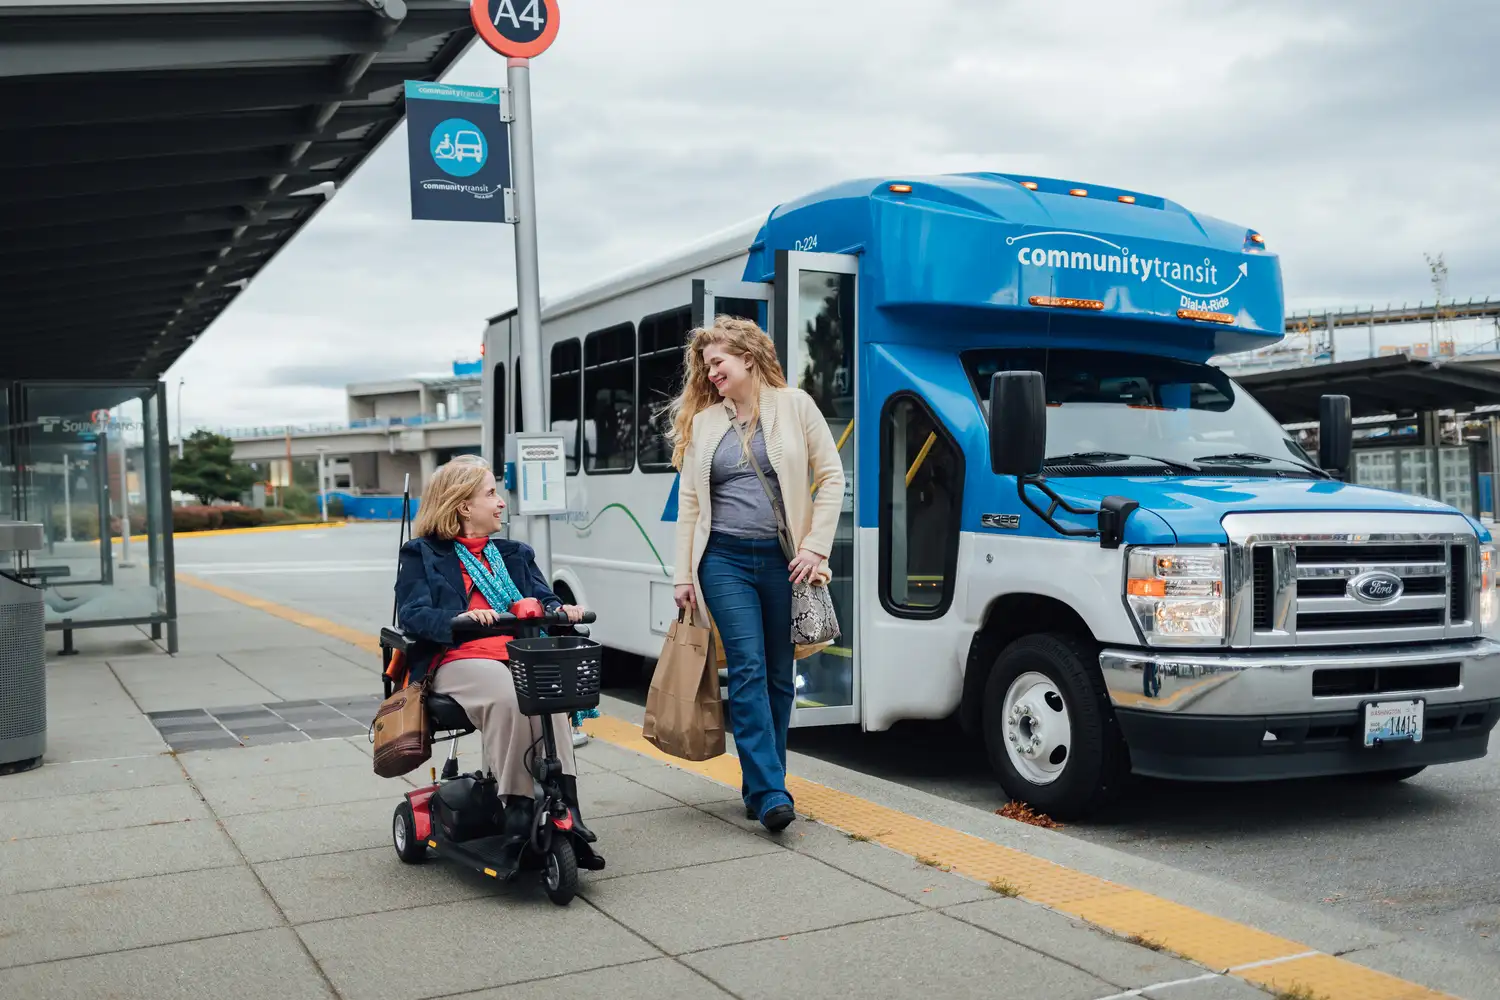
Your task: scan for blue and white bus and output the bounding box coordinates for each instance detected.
[483,172,1500,817]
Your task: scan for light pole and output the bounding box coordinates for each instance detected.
[317,447,328,522]
[175,378,185,460]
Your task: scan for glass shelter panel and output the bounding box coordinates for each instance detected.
[17,385,171,629]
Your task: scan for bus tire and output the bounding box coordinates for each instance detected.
[982,633,1129,821]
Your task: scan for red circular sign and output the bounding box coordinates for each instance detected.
[470,0,560,59]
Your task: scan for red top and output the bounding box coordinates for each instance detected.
[435,536,514,668]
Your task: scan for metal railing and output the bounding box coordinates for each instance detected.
[221,410,482,440]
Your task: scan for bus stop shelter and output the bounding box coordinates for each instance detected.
[1236,353,1500,517]
[0,0,475,651]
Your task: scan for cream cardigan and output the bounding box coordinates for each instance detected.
[672,385,846,660]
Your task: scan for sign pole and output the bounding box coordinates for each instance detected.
[506,56,551,578]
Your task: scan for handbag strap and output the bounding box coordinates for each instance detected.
[734,421,797,563]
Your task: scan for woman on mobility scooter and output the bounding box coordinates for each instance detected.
[389,457,604,900]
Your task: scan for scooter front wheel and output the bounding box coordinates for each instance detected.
[393,801,427,865]
[543,837,578,906]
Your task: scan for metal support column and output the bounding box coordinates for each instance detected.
[507,56,551,578]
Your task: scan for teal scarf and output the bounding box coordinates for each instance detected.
[454,539,524,613]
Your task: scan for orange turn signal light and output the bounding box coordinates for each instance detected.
[1178,308,1235,325]
[1117,195,1136,204]
[1127,579,1166,598]
[1069,188,1088,197]
[1030,295,1104,311]
[888,183,912,194]
[1019,180,1039,190]
[1249,233,1265,244]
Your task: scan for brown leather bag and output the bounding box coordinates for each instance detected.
[371,678,430,778]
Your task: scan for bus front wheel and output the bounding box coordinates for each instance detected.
[982,633,1129,821]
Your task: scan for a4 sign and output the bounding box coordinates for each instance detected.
[470,0,560,59]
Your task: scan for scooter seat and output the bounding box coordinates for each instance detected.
[427,693,474,732]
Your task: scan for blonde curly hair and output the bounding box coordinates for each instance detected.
[666,315,787,470]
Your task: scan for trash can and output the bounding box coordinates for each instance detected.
[0,520,46,775]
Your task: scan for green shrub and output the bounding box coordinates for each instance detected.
[276,486,319,517]
[261,507,296,524]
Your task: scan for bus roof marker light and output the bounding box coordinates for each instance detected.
[888,183,912,194]
[1019,180,1039,190]
[1178,308,1235,325]
[1069,188,1088,197]
[1030,295,1104,311]
[1117,195,1136,204]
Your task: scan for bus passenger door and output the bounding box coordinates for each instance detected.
[775,250,858,727]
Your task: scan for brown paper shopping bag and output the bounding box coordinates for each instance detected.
[642,609,725,761]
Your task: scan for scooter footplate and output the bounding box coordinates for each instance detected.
[437,835,527,880]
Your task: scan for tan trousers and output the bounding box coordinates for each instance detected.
[430,657,576,797]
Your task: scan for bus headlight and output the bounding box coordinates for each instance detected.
[1125,547,1226,646]
[1481,545,1497,629]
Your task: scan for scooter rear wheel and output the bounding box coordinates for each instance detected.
[393,801,427,864]
[543,837,578,906]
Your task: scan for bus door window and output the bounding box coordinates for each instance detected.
[583,322,636,474]
[711,296,765,329]
[793,269,856,711]
[549,339,582,474]
[881,394,962,615]
[638,306,691,472]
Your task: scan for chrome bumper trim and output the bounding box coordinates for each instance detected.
[1101,638,1500,716]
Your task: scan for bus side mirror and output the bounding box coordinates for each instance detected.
[1318,394,1352,479]
[989,371,1046,477]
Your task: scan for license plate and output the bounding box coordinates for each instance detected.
[1363,699,1424,747]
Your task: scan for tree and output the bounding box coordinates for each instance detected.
[173,430,256,504]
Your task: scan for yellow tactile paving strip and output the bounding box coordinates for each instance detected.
[182,578,1458,1000]
[582,715,1454,1000]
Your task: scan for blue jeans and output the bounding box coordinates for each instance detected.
[698,532,795,818]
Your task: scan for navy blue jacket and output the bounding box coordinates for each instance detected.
[395,535,563,685]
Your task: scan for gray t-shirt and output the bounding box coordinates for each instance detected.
[710,422,783,540]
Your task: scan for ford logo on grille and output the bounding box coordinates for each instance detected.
[1349,571,1404,604]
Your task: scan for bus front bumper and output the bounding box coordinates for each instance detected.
[1098,639,1500,781]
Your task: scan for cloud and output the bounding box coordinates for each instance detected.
[169,0,1500,431]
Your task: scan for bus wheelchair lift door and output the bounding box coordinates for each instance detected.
[776,250,859,728]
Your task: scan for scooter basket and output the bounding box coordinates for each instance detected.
[504,636,603,717]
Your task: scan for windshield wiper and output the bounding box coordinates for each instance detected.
[1045,452,1200,474]
[1193,452,1327,477]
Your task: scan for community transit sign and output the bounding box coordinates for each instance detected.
[404,82,510,223]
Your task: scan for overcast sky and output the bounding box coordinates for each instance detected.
[167,0,1500,433]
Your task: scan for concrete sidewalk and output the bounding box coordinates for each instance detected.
[0,583,1457,999]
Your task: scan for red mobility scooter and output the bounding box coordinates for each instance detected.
[379,609,605,905]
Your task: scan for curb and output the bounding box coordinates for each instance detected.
[109,520,346,544]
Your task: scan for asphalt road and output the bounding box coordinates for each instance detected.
[176,523,1500,972]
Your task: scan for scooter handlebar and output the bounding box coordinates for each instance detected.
[449,610,596,634]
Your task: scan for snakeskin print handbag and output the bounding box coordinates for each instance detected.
[737,425,841,646]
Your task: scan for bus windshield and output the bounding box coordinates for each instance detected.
[962,348,1320,477]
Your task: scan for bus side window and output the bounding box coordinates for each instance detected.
[514,365,523,433]
[638,305,691,473]
[880,393,963,616]
[584,322,636,474]
[550,339,582,474]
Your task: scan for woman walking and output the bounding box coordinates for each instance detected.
[668,316,844,831]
